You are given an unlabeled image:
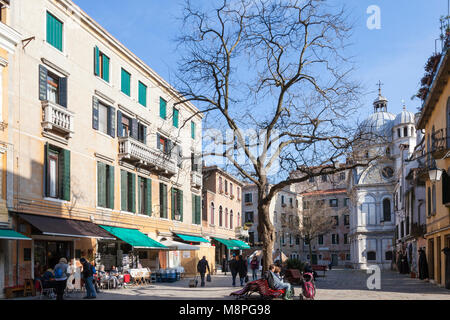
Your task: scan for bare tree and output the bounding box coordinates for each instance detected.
[175,0,378,271]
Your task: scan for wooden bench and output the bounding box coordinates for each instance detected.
[284,269,303,285]
[4,286,24,299]
[312,265,327,277]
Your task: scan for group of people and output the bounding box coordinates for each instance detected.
[34,257,119,300]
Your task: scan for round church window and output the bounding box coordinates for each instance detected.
[381,167,394,179]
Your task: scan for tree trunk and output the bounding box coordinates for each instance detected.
[257,188,274,274]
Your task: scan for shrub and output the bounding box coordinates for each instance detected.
[286,258,305,272]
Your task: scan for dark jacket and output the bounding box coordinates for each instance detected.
[197,258,210,274]
[229,259,238,274]
[237,258,247,278]
[81,261,93,279]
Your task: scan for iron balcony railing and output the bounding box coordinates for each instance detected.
[431,127,450,158]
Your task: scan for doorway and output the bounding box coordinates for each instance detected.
[34,240,73,269]
[436,236,442,284]
[332,254,338,266]
[428,238,435,280]
[312,254,318,265]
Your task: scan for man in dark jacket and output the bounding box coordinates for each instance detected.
[80,258,96,299]
[237,255,248,286]
[229,254,239,287]
[197,256,210,287]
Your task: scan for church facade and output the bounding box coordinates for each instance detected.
[348,89,419,270]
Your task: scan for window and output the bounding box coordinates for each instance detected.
[237,187,240,200]
[344,198,350,207]
[225,180,228,194]
[309,176,315,183]
[333,216,339,226]
[138,81,147,107]
[367,251,376,261]
[97,162,114,209]
[121,68,131,96]
[159,183,168,219]
[346,254,351,261]
[210,203,215,225]
[44,144,70,201]
[219,206,223,226]
[289,198,293,207]
[404,127,408,137]
[385,251,393,261]
[160,97,167,119]
[397,128,401,138]
[244,193,252,203]
[230,210,234,229]
[318,235,324,245]
[46,12,63,51]
[219,177,223,193]
[382,199,391,222]
[39,65,67,108]
[138,177,152,216]
[173,108,179,128]
[303,201,310,209]
[339,172,346,181]
[344,233,348,244]
[157,133,172,155]
[344,215,350,226]
[329,199,338,207]
[137,123,147,144]
[94,47,110,82]
[432,184,436,215]
[245,211,254,223]
[321,175,327,182]
[121,170,136,213]
[281,195,285,205]
[92,97,115,138]
[225,208,229,228]
[192,194,201,224]
[191,121,196,139]
[171,188,183,221]
[427,187,432,217]
[332,234,339,244]
[295,236,300,245]
[230,183,233,196]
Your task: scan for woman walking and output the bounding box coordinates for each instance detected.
[250,256,259,281]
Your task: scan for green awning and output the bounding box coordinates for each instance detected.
[213,237,240,250]
[0,229,31,240]
[176,233,210,243]
[100,226,167,249]
[230,239,251,250]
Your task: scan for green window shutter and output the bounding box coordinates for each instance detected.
[47,12,63,51]
[162,184,168,218]
[146,179,152,216]
[173,108,179,128]
[138,82,147,107]
[121,170,128,211]
[121,68,131,96]
[60,149,70,201]
[107,165,115,209]
[94,46,100,76]
[196,195,201,225]
[97,162,106,208]
[138,177,142,214]
[102,54,110,82]
[192,194,196,224]
[191,121,196,139]
[171,188,176,220]
[160,98,167,119]
[129,173,136,213]
[179,190,183,222]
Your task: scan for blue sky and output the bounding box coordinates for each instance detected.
[74,0,447,120]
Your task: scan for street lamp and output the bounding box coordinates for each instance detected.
[428,165,443,182]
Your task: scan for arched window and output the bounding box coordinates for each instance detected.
[230,210,233,229]
[397,128,401,138]
[225,208,229,228]
[404,127,408,137]
[382,198,391,222]
[219,206,223,227]
[237,212,241,227]
[210,202,215,225]
[432,184,436,214]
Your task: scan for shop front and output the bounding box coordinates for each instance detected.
[0,229,31,297]
[98,225,167,272]
[15,213,115,282]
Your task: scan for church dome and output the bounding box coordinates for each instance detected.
[394,109,415,127]
[361,111,396,137]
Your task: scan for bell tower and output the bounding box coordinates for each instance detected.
[373,80,388,113]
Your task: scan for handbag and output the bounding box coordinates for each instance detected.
[206,274,212,282]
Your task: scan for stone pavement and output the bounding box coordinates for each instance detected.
[8,268,450,300]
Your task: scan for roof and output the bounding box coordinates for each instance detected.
[360,111,396,137]
[394,109,415,127]
[202,166,244,186]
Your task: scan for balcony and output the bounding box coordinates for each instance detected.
[118,137,177,176]
[191,171,202,188]
[431,128,450,159]
[41,100,74,139]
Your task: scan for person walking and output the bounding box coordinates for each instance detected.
[53,258,69,300]
[197,256,210,287]
[222,255,228,275]
[80,258,96,299]
[250,256,259,281]
[229,254,239,287]
[237,255,248,286]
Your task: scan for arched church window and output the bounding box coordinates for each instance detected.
[382,198,391,222]
[367,251,376,261]
[397,128,401,138]
[404,127,408,137]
